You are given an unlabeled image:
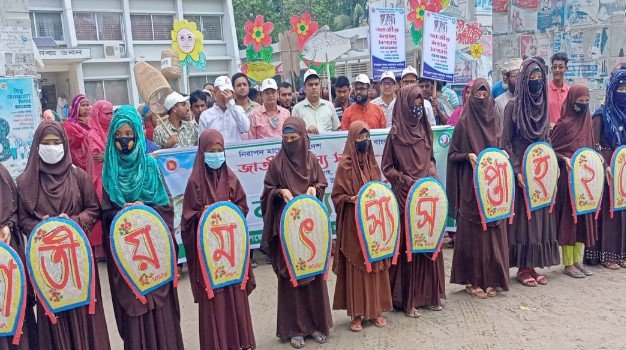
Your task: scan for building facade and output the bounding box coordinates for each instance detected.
[29,0,240,111]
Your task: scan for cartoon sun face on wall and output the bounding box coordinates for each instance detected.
[171,20,206,69]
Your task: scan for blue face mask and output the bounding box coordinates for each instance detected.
[204,152,226,169]
[614,91,626,107]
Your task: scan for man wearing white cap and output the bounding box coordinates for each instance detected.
[495,58,523,128]
[340,74,386,130]
[292,69,340,133]
[372,71,398,127]
[399,65,437,125]
[198,76,250,143]
[153,91,198,149]
[249,78,290,139]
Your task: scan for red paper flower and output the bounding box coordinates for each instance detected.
[290,12,319,50]
[244,15,274,52]
[407,0,442,31]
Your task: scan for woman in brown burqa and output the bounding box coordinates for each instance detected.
[100,106,183,349]
[261,117,332,349]
[447,78,510,299]
[586,69,626,270]
[0,162,37,350]
[552,83,598,278]
[332,121,392,331]
[381,85,445,316]
[500,58,560,287]
[181,129,255,349]
[16,121,110,350]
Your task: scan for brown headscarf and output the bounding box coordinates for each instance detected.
[511,57,549,142]
[336,121,381,192]
[458,78,498,151]
[446,78,498,218]
[17,121,79,217]
[390,84,433,146]
[0,163,17,227]
[182,129,248,233]
[551,83,594,157]
[270,117,312,195]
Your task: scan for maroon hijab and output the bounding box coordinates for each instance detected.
[510,58,549,142]
[17,121,78,216]
[270,117,312,195]
[0,163,17,226]
[181,129,238,233]
[551,83,594,157]
[336,121,381,192]
[390,84,433,146]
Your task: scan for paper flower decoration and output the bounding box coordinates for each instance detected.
[470,43,484,59]
[290,12,319,50]
[407,0,442,31]
[171,19,206,70]
[244,15,274,52]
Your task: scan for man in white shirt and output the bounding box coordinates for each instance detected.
[292,69,340,134]
[495,58,523,129]
[198,76,250,143]
[371,70,397,127]
[400,65,437,125]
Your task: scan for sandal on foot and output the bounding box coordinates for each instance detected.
[563,267,585,278]
[529,270,548,285]
[350,318,362,332]
[516,272,538,287]
[575,264,594,276]
[374,315,387,327]
[466,285,487,299]
[602,261,621,270]
[486,287,497,297]
[290,337,305,349]
[311,331,327,344]
[427,305,443,311]
[621,261,626,269]
[405,307,421,318]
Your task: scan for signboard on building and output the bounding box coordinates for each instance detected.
[0,77,39,178]
[369,7,406,81]
[421,11,457,83]
[37,49,91,61]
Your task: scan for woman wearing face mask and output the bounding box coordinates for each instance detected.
[86,100,113,260]
[500,58,560,287]
[0,161,37,350]
[552,83,598,278]
[447,80,474,126]
[381,85,445,316]
[63,94,91,171]
[447,78,510,299]
[100,106,184,349]
[332,121,392,331]
[260,117,332,349]
[585,71,626,270]
[16,121,111,350]
[181,129,256,349]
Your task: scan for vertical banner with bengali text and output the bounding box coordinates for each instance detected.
[369,7,406,81]
[0,77,39,178]
[421,11,458,83]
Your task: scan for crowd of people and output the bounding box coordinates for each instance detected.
[5,51,626,349]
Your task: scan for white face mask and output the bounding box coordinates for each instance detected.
[38,144,65,164]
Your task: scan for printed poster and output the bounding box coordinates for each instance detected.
[369,7,406,81]
[421,11,458,82]
[537,0,565,32]
[0,78,39,178]
[511,4,538,32]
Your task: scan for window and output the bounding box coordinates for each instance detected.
[84,79,130,106]
[130,14,174,41]
[184,15,223,40]
[30,12,64,40]
[74,13,123,41]
[188,75,218,92]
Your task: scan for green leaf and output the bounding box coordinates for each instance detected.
[410,26,423,46]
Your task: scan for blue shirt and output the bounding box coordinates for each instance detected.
[492,80,507,99]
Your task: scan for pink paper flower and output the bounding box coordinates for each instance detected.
[244,15,274,52]
[407,0,442,31]
[290,12,319,50]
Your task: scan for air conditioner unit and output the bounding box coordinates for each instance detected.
[104,43,121,59]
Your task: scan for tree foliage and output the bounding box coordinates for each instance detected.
[233,0,369,50]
